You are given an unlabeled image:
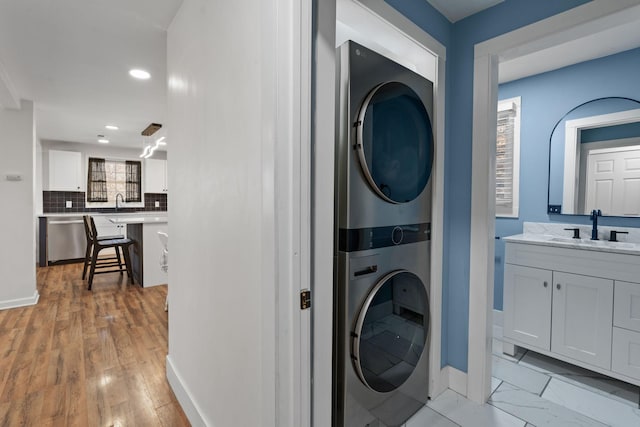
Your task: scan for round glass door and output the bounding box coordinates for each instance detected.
[355,82,433,204]
[352,270,429,393]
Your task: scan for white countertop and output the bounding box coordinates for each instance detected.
[504,233,640,255]
[39,211,167,218]
[108,216,168,224]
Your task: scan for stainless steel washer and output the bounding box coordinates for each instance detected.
[334,240,430,427]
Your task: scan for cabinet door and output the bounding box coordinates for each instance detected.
[49,150,82,191]
[145,159,167,193]
[551,272,613,369]
[613,280,640,333]
[611,327,640,381]
[503,264,552,351]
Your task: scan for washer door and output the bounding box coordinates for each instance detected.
[355,82,433,204]
[352,270,429,393]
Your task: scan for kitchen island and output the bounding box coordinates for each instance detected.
[108,216,168,287]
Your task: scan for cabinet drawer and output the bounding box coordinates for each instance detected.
[614,281,640,333]
[612,327,640,381]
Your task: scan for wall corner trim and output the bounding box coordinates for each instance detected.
[0,290,39,311]
[444,366,468,396]
[0,58,20,110]
[166,355,208,427]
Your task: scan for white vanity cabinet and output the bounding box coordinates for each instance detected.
[503,264,552,351]
[551,272,612,369]
[612,281,640,380]
[503,240,640,386]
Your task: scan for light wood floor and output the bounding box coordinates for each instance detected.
[0,263,190,426]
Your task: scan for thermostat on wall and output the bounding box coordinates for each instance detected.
[5,174,23,182]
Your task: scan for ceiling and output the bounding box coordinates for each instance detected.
[426,0,504,23]
[2,0,640,149]
[0,0,183,149]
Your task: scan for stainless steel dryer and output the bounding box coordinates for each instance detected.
[335,41,434,233]
[334,239,430,427]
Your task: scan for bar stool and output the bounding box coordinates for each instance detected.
[158,231,169,310]
[83,215,135,290]
[81,217,124,280]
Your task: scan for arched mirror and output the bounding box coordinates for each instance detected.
[547,97,640,216]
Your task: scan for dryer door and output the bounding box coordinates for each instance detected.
[355,82,433,204]
[352,270,429,393]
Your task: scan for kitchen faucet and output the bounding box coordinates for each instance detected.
[590,209,602,240]
[115,193,125,211]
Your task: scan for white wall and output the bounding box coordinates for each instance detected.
[0,100,38,308]
[166,0,293,425]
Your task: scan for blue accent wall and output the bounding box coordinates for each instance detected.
[387,0,591,372]
[496,47,640,312]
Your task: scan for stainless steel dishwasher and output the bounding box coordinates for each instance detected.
[47,216,86,263]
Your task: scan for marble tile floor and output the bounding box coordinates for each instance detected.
[403,333,640,427]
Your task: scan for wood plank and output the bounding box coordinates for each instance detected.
[0,264,187,426]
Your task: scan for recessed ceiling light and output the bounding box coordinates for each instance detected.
[129,69,151,80]
[105,124,119,130]
[98,139,109,144]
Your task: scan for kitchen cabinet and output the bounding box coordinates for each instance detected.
[49,150,82,191]
[503,239,640,386]
[145,159,168,193]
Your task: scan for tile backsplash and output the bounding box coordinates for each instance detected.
[43,191,167,213]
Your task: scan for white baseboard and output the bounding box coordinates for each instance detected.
[493,309,503,327]
[166,355,208,427]
[0,290,39,311]
[444,366,468,396]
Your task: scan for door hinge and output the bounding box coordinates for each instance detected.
[300,289,311,310]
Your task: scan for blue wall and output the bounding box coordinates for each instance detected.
[496,47,640,311]
[387,0,590,372]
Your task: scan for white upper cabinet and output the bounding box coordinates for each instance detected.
[49,150,82,191]
[145,159,168,193]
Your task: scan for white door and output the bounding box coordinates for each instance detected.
[551,272,613,369]
[503,264,552,351]
[585,146,640,215]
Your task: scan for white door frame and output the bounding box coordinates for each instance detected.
[468,0,640,403]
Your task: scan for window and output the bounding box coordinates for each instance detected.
[87,158,143,206]
[87,157,108,202]
[496,97,521,218]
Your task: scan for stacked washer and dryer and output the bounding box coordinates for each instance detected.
[333,41,435,427]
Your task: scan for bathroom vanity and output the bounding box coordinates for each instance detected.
[503,224,640,386]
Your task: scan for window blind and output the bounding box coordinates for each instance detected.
[87,157,108,202]
[496,108,516,210]
[125,161,142,202]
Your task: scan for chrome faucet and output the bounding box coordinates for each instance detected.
[590,209,602,240]
[115,193,125,211]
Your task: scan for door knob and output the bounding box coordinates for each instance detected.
[543,281,548,288]
[556,283,561,290]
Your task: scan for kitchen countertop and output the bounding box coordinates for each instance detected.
[108,216,168,224]
[504,233,640,255]
[38,211,167,218]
